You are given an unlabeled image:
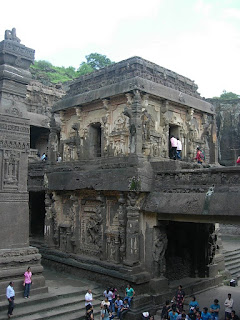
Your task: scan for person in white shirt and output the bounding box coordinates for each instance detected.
[85,289,93,308]
[224,293,233,320]
[6,281,15,318]
[170,135,178,160]
[176,137,182,160]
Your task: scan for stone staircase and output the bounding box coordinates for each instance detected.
[0,285,102,320]
[223,248,240,280]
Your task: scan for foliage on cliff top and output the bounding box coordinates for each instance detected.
[30,53,114,86]
[212,90,239,100]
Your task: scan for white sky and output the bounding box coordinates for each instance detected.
[1,0,240,98]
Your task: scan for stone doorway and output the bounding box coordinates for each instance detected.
[29,191,46,238]
[165,221,208,280]
[89,122,102,158]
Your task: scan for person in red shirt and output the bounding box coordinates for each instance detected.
[237,156,240,165]
[195,147,203,164]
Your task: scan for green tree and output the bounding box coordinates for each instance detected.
[85,53,114,70]
[219,90,239,100]
[77,62,94,76]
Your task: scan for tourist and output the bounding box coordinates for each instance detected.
[115,295,123,318]
[189,297,199,313]
[237,156,240,165]
[142,311,151,319]
[161,300,171,320]
[177,311,189,320]
[6,281,15,319]
[169,306,179,320]
[210,299,220,320]
[57,154,62,162]
[111,287,118,312]
[23,266,32,298]
[103,288,114,312]
[101,304,112,319]
[41,153,46,161]
[86,304,94,320]
[194,147,204,164]
[231,311,239,320]
[201,307,212,320]
[224,293,233,320]
[119,298,129,320]
[188,308,200,320]
[101,297,110,309]
[85,289,93,310]
[170,135,178,160]
[196,311,202,320]
[173,285,185,312]
[176,137,182,160]
[124,283,135,307]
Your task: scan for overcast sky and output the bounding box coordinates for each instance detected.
[1,0,239,98]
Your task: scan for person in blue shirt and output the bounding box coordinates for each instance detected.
[169,306,179,320]
[210,299,220,320]
[189,296,199,313]
[201,307,212,320]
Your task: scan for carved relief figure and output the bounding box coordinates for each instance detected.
[152,226,168,277]
[86,204,103,245]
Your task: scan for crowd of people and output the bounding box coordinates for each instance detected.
[85,284,145,320]
[161,286,238,320]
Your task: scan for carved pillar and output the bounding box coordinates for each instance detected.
[124,90,143,155]
[118,192,127,262]
[161,100,170,158]
[0,29,47,300]
[124,192,140,266]
[48,113,59,163]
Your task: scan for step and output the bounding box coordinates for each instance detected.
[224,258,240,267]
[224,253,240,262]
[0,294,102,320]
[224,249,240,258]
[0,285,99,312]
[8,299,101,320]
[0,288,102,320]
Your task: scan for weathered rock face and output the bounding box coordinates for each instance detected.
[209,98,240,166]
[0,29,47,301]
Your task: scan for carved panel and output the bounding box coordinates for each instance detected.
[80,200,104,256]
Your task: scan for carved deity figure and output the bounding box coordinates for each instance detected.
[152,227,168,277]
[86,204,103,246]
[207,224,218,265]
[5,28,21,43]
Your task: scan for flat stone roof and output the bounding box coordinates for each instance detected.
[53,56,214,114]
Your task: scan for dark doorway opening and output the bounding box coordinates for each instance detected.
[29,191,45,238]
[30,126,50,155]
[89,123,102,158]
[165,221,208,280]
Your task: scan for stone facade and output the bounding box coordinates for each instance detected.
[38,57,229,316]
[0,29,47,301]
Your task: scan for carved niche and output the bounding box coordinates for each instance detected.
[109,113,129,156]
[80,200,104,257]
[3,150,20,189]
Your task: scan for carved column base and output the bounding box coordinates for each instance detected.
[149,277,169,294]
[0,247,48,302]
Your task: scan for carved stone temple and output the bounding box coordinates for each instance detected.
[2,29,240,317]
[29,56,240,316]
[0,29,47,300]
